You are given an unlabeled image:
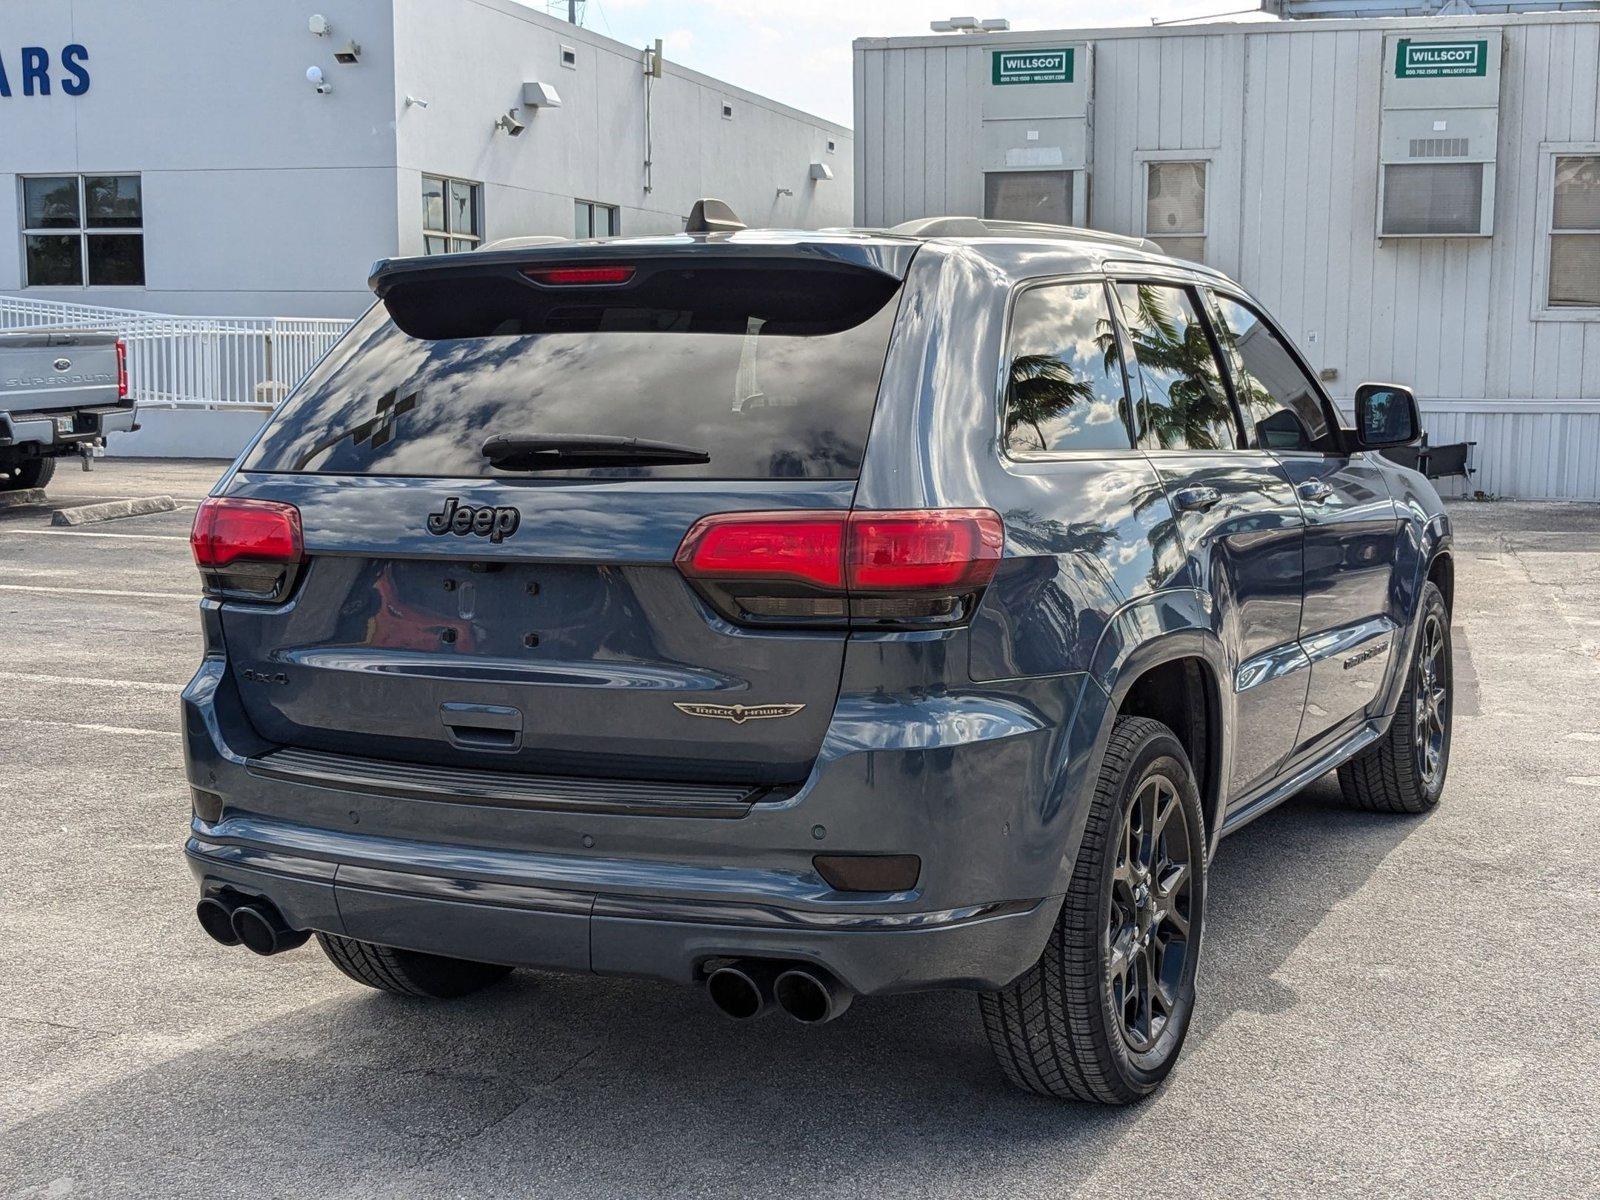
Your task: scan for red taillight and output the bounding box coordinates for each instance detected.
[675,512,846,589]
[191,497,303,568]
[114,338,128,399]
[847,510,1003,591]
[523,265,637,286]
[675,508,1004,627]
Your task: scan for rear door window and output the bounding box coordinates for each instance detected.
[1112,282,1237,451]
[244,262,903,480]
[1003,281,1135,455]
[1206,293,1337,453]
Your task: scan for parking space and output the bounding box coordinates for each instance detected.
[1,459,1597,1199]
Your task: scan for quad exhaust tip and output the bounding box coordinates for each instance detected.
[195,895,310,956]
[706,960,853,1025]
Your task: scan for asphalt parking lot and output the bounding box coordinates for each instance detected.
[1,459,1597,1199]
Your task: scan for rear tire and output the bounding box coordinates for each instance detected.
[1338,580,1451,815]
[0,454,54,492]
[980,715,1206,1104]
[316,932,512,999]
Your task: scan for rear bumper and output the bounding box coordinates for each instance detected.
[0,404,136,450]
[182,652,1102,995]
[184,827,1059,994]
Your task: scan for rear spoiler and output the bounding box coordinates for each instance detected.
[368,237,918,299]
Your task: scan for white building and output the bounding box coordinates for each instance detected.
[855,8,1600,500]
[2,0,852,319]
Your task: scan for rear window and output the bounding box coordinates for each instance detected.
[244,262,903,480]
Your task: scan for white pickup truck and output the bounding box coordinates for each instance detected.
[0,329,136,492]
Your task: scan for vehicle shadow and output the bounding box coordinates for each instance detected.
[3,775,1426,1200]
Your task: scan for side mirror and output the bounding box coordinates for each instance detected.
[1353,383,1421,449]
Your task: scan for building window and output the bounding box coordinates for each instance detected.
[826,138,836,154]
[422,175,481,254]
[1144,161,1207,262]
[721,102,734,120]
[574,200,619,239]
[560,45,577,68]
[21,175,144,287]
[985,171,1071,225]
[1547,154,1600,308]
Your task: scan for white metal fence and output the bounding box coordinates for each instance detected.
[0,295,352,409]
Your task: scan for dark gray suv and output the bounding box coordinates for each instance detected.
[184,215,1454,1104]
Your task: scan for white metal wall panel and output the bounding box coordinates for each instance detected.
[855,13,1600,499]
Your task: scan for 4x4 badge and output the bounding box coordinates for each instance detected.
[673,702,806,724]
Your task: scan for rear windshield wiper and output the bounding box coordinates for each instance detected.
[481,433,711,471]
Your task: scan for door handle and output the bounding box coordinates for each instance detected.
[1172,485,1221,513]
[1297,479,1335,504]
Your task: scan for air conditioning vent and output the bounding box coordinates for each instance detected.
[1409,137,1469,158]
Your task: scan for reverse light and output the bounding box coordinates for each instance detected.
[675,508,1003,629]
[114,338,128,400]
[523,265,637,286]
[191,497,304,602]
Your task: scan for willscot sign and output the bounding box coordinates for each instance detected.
[1394,39,1488,79]
[992,48,1074,85]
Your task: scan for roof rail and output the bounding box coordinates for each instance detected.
[887,216,1164,254]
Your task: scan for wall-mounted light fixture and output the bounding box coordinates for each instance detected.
[308,14,332,36]
[334,40,362,64]
[404,94,429,109]
[306,65,332,95]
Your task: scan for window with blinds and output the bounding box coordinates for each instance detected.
[1548,155,1600,308]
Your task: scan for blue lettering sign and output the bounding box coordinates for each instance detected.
[21,46,50,96]
[61,44,89,95]
[0,45,91,97]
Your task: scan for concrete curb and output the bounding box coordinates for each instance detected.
[0,488,48,511]
[50,495,179,526]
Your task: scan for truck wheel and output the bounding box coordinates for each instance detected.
[980,715,1206,1104]
[0,455,54,492]
[316,932,512,999]
[1338,580,1451,815]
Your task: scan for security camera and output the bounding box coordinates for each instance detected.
[334,40,361,64]
[306,65,332,94]
[495,108,526,136]
[309,14,332,36]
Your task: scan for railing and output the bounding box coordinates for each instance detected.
[0,295,353,408]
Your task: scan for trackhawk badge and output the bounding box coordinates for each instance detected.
[673,702,806,725]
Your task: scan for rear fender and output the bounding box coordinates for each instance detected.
[1043,590,1233,890]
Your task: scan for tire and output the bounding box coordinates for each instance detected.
[0,454,54,492]
[1338,580,1451,815]
[316,932,512,999]
[980,715,1206,1104]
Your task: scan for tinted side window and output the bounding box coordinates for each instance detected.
[1113,282,1236,451]
[1208,294,1335,452]
[1004,282,1134,455]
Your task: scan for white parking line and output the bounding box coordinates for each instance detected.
[0,716,182,738]
[0,670,184,693]
[0,583,195,600]
[0,528,189,541]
